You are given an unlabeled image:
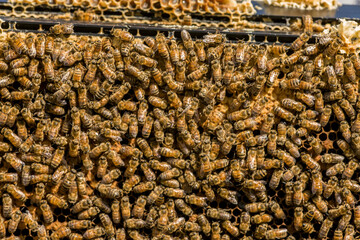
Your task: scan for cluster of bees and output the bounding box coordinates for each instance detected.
[0,14,359,240]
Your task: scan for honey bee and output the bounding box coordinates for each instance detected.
[47,193,68,209]
[184,194,208,207]
[40,200,54,224]
[268,200,286,220]
[342,160,359,179]
[337,140,355,159]
[221,220,239,237]
[263,68,279,88]
[8,210,21,234]
[312,195,328,215]
[291,181,304,206]
[252,224,267,240]
[327,204,350,220]
[112,28,134,42]
[342,187,356,207]
[302,15,313,33]
[339,99,356,120]
[71,198,93,214]
[323,176,338,199]
[349,52,360,70]
[291,32,310,51]
[129,195,146,219]
[252,213,273,225]
[342,179,360,193]
[2,127,23,148]
[325,159,345,176]
[89,142,110,159]
[86,197,107,216]
[270,43,287,56]
[97,182,122,199]
[242,202,266,214]
[173,63,186,85]
[310,170,323,196]
[68,219,93,230]
[99,169,120,185]
[180,30,194,51]
[273,106,295,122]
[342,58,357,82]
[265,228,287,240]
[77,206,100,220]
[285,139,301,158]
[318,218,333,239]
[343,225,355,240]
[122,157,140,178]
[2,193,12,218]
[83,227,105,239]
[49,226,71,240]
[282,50,302,66]
[155,204,169,231]
[99,213,115,237]
[298,119,321,132]
[0,171,18,183]
[8,34,27,55]
[184,221,201,232]
[24,33,37,57]
[268,169,283,190]
[22,210,38,232]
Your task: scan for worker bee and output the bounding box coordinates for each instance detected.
[267,169,283,190]
[221,220,239,237]
[250,224,267,240]
[227,109,251,121]
[40,200,54,224]
[291,32,310,51]
[184,194,207,207]
[337,139,355,159]
[83,226,105,239]
[324,65,338,90]
[273,106,295,122]
[243,202,267,214]
[21,211,38,232]
[261,228,287,240]
[157,208,172,233]
[49,226,71,240]
[342,187,356,207]
[2,128,23,148]
[300,14,313,32]
[8,210,21,234]
[322,176,338,199]
[47,193,68,209]
[291,181,304,206]
[318,218,333,239]
[310,170,323,196]
[0,171,18,183]
[339,99,356,120]
[29,182,45,206]
[188,65,208,81]
[267,200,286,220]
[112,28,134,42]
[262,128,278,153]
[76,206,100,220]
[342,160,359,179]
[99,213,115,237]
[129,195,146,219]
[2,193,12,218]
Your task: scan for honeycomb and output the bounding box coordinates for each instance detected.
[264,0,339,10]
[0,0,257,29]
[0,15,359,240]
